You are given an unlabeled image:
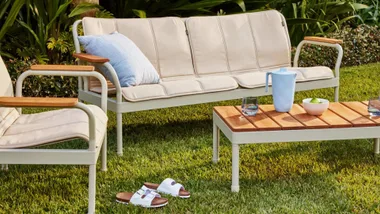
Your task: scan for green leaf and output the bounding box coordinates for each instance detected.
[45,0,72,34]
[16,20,44,52]
[351,3,369,11]
[0,0,26,41]
[234,0,246,12]
[0,0,12,20]
[69,2,102,18]
[292,3,297,18]
[132,9,147,18]
[0,51,14,59]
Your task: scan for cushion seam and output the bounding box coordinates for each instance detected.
[0,109,20,136]
[4,121,104,136]
[148,19,162,76]
[195,80,205,91]
[246,14,261,69]
[122,83,238,102]
[216,17,231,74]
[185,19,200,78]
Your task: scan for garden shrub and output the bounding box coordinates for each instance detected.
[294,24,380,68]
[5,58,78,97]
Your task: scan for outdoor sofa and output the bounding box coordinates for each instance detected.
[72,10,343,155]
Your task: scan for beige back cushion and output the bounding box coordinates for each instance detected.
[186,10,291,76]
[82,17,195,80]
[0,57,19,136]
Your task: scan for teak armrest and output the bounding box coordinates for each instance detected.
[0,97,78,108]
[73,53,110,63]
[31,65,95,71]
[304,36,343,44]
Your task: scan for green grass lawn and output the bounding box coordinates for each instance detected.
[1,63,380,213]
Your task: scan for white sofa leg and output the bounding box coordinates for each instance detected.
[101,133,107,172]
[117,113,123,156]
[374,138,380,155]
[334,86,339,102]
[88,164,96,214]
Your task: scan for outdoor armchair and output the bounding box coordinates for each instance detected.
[0,58,108,214]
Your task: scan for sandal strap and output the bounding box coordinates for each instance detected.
[157,178,184,197]
[130,187,161,206]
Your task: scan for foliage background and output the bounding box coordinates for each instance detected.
[0,0,379,97]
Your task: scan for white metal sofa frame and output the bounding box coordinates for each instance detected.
[0,64,108,214]
[72,19,343,156]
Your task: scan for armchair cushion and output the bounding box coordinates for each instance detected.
[0,105,107,149]
[78,32,160,87]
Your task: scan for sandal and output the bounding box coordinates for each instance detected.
[116,186,168,208]
[143,178,190,198]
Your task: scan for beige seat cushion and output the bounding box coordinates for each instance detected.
[233,66,334,89]
[0,105,107,149]
[122,76,238,102]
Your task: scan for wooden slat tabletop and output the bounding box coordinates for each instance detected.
[288,104,329,129]
[329,102,375,127]
[213,101,379,132]
[317,109,352,128]
[343,101,380,125]
[258,105,304,130]
[213,106,256,132]
[235,106,281,131]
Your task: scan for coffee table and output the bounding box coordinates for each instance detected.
[212,101,380,192]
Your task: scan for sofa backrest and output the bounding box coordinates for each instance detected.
[82,17,195,80]
[0,57,20,136]
[81,10,291,81]
[185,10,291,76]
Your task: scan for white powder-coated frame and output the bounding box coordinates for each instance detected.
[73,19,343,156]
[212,111,380,192]
[0,69,108,214]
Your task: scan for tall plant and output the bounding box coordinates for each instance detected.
[261,0,367,45]
[354,0,379,26]
[0,0,107,63]
[0,0,26,57]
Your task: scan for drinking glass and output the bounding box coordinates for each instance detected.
[368,97,380,116]
[241,97,258,116]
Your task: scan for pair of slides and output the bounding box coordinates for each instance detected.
[116,178,190,208]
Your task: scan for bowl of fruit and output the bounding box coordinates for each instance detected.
[302,98,329,116]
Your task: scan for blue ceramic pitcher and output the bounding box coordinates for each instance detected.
[265,68,297,112]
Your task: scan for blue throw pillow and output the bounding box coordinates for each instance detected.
[78,32,160,87]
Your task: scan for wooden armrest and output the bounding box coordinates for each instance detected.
[0,97,78,107]
[30,65,95,71]
[73,53,110,63]
[304,36,343,44]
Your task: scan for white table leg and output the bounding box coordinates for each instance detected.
[213,123,220,163]
[374,138,380,154]
[231,144,240,192]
